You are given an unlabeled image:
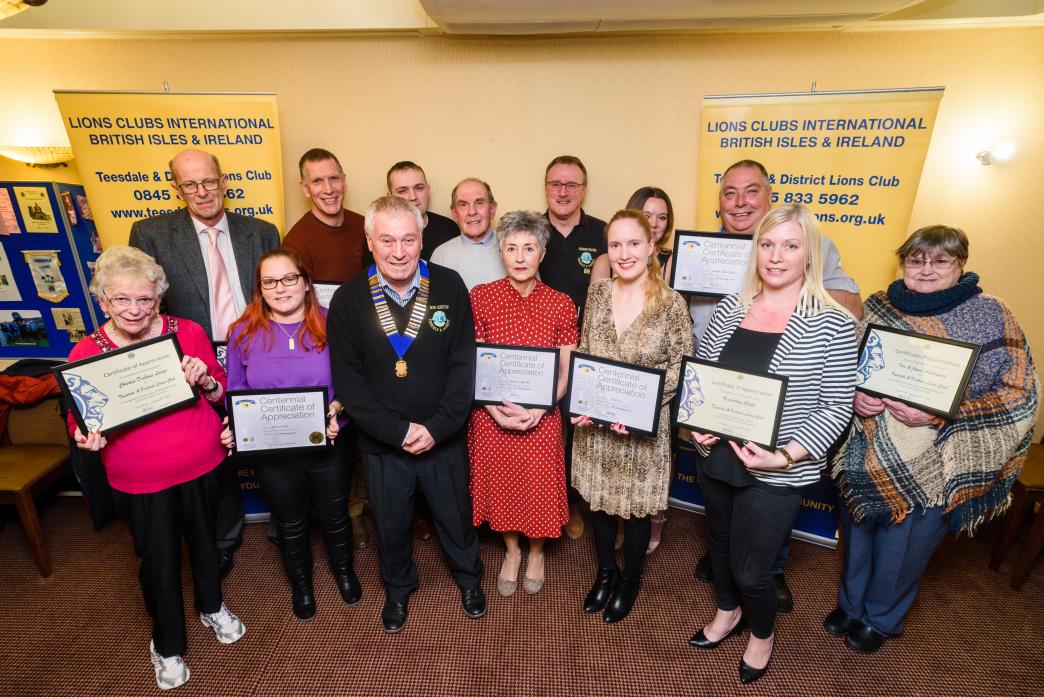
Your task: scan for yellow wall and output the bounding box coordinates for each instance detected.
[1,29,1042,377]
[0,155,82,184]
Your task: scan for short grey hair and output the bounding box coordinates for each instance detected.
[897,225,969,264]
[89,245,169,300]
[495,211,551,251]
[365,194,424,237]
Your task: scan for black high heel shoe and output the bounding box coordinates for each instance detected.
[738,656,770,685]
[688,616,748,649]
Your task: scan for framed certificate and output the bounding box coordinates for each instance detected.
[212,341,228,371]
[669,231,753,298]
[856,324,980,419]
[226,387,330,454]
[54,333,198,436]
[313,281,340,309]
[474,343,559,409]
[566,352,666,437]
[674,356,788,450]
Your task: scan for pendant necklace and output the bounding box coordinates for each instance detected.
[274,320,303,350]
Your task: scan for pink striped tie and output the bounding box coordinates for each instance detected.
[205,227,237,341]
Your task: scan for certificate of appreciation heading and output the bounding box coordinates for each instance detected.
[670,231,753,297]
[566,353,665,436]
[474,343,559,409]
[227,387,329,454]
[54,333,198,436]
[855,324,979,418]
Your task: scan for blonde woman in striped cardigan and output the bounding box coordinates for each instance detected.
[686,203,857,684]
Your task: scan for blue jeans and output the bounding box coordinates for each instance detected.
[838,504,948,636]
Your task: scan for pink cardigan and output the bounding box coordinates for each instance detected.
[66,316,227,495]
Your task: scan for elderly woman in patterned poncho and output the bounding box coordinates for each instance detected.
[826,225,1039,654]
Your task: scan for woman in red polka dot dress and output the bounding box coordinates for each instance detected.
[467,210,578,597]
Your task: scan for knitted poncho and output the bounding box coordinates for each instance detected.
[833,275,1039,535]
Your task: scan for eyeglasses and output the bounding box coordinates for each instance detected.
[177,178,222,194]
[106,295,157,310]
[260,273,302,290]
[904,257,957,270]
[546,181,583,192]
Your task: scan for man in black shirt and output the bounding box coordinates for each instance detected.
[386,161,460,261]
[539,155,607,314]
[327,195,484,634]
[537,155,607,540]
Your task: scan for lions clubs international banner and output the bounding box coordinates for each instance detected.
[54,91,285,249]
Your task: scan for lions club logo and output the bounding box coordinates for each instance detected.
[428,309,449,332]
[578,251,593,267]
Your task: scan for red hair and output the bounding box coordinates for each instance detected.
[229,248,328,355]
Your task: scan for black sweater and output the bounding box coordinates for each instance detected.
[327,263,475,454]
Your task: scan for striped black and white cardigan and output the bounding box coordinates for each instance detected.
[696,294,858,487]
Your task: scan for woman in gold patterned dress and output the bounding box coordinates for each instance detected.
[571,209,693,623]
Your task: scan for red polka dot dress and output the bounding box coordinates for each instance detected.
[467,278,578,538]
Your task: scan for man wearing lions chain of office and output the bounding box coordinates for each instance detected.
[326,195,484,635]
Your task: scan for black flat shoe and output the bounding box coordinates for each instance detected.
[693,552,713,583]
[461,587,487,619]
[823,607,857,637]
[773,573,794,613]
[602,577,640,624]
[381,599,409,634]
[739,657,769,685]
[845,621,886,653]
[335,571,363,606]
[689,617,748,649]
[583,568,618,614]
[291,584,316,622]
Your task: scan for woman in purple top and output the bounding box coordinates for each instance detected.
[221,248,361,621]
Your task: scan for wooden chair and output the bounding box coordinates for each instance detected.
[0,397,71,577]
[989,438,1044,589]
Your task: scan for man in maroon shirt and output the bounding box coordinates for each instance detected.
[282,148,368,284]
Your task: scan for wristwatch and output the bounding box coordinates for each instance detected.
[776,447,796,470]
[202,375,220,393]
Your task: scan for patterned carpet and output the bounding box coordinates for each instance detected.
[0,497,1041,696]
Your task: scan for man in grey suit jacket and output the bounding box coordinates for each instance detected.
[129,148,280,578]
[129,149,280,340]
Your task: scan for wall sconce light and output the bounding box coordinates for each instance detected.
[0,146,75,167]
[976,140,1016,166]
[0,0,48,21]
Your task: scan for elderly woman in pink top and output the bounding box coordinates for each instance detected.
[68,246,244,691]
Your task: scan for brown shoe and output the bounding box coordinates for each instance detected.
[351,515,369,550]
[411,515,433,542]
[565,504,585,540]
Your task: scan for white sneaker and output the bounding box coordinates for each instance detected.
[149,640,190,691]
[199,603,246,644]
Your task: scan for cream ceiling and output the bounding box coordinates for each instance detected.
[1,0,1041,36]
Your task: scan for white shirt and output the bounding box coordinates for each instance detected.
[191,214,248,338]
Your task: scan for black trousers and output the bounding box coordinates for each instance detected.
[214,455,244,552]
[700,473,803,639]
[112,467,223,658]
[252,436,353,578]
[362,440,482,602]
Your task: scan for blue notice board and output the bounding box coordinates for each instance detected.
[0,181,103,359]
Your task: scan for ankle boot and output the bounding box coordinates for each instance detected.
[603,576,640,623]
[324,522,362,605]
[583,568,618,614]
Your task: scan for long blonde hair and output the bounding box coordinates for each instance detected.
[738,203,850,318]
[607,209,673,315]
